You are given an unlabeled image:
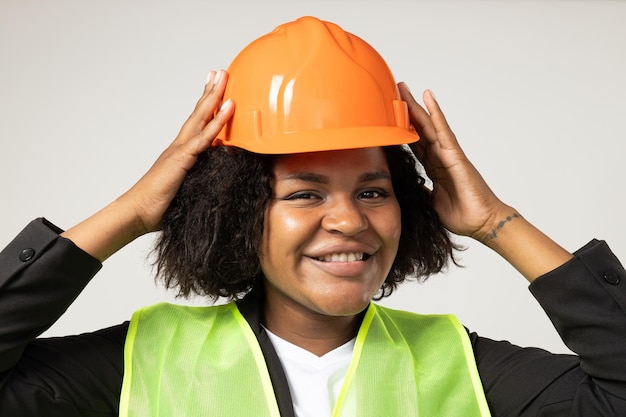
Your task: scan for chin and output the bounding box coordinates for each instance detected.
[309,289,375,317]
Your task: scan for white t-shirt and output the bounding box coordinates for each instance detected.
[264,328,355,417]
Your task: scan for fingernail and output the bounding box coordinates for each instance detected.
[205,70,216,85]
[400,82,411,94]
[426,89,436,100]
[218,98,232,113]
[213,70,223,86]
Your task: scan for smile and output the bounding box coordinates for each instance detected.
[313,252,371,262]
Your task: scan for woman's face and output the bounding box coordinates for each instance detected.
[260,147,401,318]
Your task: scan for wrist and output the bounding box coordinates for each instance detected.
[113,192,153,240]
[61,197,148,262]
[472,204,519,246]
[471,206,573,282]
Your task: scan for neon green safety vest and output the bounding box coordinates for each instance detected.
[119,302,491,417]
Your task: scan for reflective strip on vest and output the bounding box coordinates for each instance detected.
[119,302,491,417]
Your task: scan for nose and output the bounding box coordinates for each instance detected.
[321,196,369,236]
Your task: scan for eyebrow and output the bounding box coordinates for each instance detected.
[280,171,391,184]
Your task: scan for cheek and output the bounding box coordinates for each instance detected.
[280,213,305,234]
[382,203,402,246]
[261,206,313,259]
[381,208,402,269]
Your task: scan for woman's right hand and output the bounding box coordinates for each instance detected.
[121,70,234,235]
[61,70,235,261]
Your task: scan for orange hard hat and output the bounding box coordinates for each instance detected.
[214,16,418,154]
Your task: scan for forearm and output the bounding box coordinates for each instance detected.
[61,194,147,262]
[476,205,574,282]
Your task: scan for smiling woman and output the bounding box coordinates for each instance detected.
[1,15,626,417]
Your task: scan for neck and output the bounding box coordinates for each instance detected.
[262,300,365,357]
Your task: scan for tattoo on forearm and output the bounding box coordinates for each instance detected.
[484,213,520,241]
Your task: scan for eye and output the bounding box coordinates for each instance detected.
[283,191,322,201]
[358,189,389,199]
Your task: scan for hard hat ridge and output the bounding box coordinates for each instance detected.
[215,16,418,154]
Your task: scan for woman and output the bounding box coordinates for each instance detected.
[1,16,625,417]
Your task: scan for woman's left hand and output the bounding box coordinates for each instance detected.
[398,83,573,280]
[397,83,511,242]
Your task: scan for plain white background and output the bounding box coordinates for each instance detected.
[1,0,625,354]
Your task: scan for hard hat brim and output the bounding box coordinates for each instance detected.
[215,126,419,155]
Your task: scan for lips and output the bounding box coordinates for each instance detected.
[313,252,371,262]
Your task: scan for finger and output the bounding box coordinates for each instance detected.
[196,70,228,124]
[398,82,438,144]
[422,89,461,150]
[148,98,236,185]
[176,69,229,143]
[397,83,435,162]
[187,98,235,154]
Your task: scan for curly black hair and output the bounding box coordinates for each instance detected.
[154,145,457,300]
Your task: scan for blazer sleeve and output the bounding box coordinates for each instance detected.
[472,239,626,416]
[0,218,127,417]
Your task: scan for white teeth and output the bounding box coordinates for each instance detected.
[318,252,364,262]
